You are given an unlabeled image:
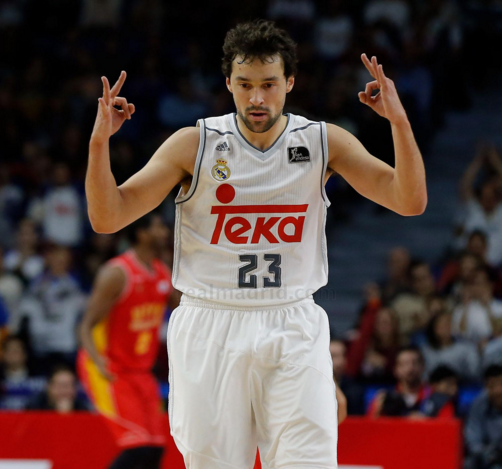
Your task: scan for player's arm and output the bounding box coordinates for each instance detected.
[336,385,348,424]
[86,71,199,233]
[79,265,125,380]
[326,55,427,216]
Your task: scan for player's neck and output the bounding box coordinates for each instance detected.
[132,246,156,271]
[236,114,288,151]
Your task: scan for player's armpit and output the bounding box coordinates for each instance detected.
[325,123,403,215]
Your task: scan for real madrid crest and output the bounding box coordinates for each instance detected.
[211,158,231,182]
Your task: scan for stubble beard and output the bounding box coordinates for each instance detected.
[237,108,283,134]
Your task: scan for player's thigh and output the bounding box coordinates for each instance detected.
[108,374,156,447]
[255,363,338,469]
[167,305,257,469]
[253,303,338,469]
[138,372,166,446]
[79,355,151,447]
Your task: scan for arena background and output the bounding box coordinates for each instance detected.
[1,0,502,468]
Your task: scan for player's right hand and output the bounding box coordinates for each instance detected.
[91,71,135,145]
[95,355,116,381]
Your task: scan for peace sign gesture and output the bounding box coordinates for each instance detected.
[358,54,407,125]
[91,71,136,145]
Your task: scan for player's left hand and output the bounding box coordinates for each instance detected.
[358,54,408,125]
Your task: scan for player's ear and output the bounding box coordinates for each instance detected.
[226,77,233,93]
[286,76,295,93]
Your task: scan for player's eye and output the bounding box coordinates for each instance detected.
[239,83,250,89]
[264,83,275,89]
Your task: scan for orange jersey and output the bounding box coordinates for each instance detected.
[93,250,172,373]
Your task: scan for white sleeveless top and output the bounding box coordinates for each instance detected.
[172,112,330,306]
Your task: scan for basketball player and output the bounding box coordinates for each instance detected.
[78,214,174,469]
[86,20,427,469]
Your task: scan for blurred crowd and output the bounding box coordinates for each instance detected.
[1,0,502,467]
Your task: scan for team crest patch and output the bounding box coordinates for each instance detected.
[288,146,310,163]
[211,158,231,181]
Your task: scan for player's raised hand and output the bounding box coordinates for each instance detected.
[91,71,136,145]
[358,54,407,125]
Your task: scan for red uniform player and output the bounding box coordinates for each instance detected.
[78,214,176,469]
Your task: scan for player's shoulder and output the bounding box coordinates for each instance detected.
[93,257,128,292]
[201,113,234,135]
[288,112,322,131]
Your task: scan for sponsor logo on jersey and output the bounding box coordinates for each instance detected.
[210,184,308,244]
[216,142,230,151]
[288,146,310,163]
[211,158,231,181]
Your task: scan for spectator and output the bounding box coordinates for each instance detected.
[0,164,24,249]
[314,0,353,62]
[364,0,411,33]
[18,245,86,374]
[379,246,411,303]
[347,300,401,385]
[421,311,480,383]
[80,0,123,28]
[3,218,45,284]
[464,365,502,469]
[467,230,490,263]
[25,364,88,413]
[80,233,118,291]
[28,163,84,247]
[438,251,483,302]
[267,0,316,23]
[0,336,46,410]
[391,261,437,340]
[330,339,365,415]
[0,296,8,352]
[157,76,209,130]
[0,246,23,328]
[452,266,502,344]
[421,365,459,418]
[483,320,502,369]
[368,346,428,417]
[457,144,502,266]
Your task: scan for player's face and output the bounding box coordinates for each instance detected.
[226,54,294,134]
[147,216,169,251]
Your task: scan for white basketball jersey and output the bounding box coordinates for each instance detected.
[172,112,330,306]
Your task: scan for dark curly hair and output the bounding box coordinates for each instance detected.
[221,19,298,79]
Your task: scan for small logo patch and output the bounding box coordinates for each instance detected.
[216,142,230,151]
[288,147,310,163]
[211,158,231,181]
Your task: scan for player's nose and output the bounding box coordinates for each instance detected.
[249,89,264,106]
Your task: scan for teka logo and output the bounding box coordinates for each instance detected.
[210,184,308,244]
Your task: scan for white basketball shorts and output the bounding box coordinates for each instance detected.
[166,295,338,469]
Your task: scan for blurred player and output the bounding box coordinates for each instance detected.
[86,19,426,469]
[78,213,174,469]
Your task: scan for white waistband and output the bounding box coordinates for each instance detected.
[179,294,315,311]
